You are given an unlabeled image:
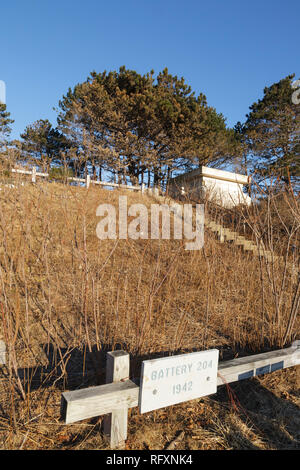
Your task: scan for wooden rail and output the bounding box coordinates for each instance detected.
[0,340,5,365]
[12,167,48,182]
[61,341,300,449]
[89,179,141,191]
[9,167,144,192]
[1,336,299,448]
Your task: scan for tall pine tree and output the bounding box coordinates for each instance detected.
[0,103,14,150]
[57,67,240,187]
[0,104,14,170]
[20,119,67,171]
[241,74,300,189]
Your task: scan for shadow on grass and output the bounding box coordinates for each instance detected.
[212,375,300,449]
[0,341,188,394]
[0,341,298,450]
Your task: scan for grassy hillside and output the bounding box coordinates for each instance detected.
[0,181,299,450]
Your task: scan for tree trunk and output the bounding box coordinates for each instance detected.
[147,169,151,188]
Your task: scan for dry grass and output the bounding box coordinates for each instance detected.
[0,178,299,450]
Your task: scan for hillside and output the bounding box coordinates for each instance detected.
[0,181,299,450]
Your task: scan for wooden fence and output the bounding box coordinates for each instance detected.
[0,340,5,365]
[1,168,299,449]
[9,166,160,193]
[0,339,299,449]
[60,341,300,449]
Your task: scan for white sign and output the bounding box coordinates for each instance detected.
[139,349,219,414]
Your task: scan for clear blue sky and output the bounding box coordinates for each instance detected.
[1,0,299,140]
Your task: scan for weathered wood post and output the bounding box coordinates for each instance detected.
[0,340,6,365]
[141,183,145,194]
[60,341,300,444]
[294,340,300,388]
[103,350,130,449]
[219,225,224,243]
[86,174,90,189]
[32,166,36,183]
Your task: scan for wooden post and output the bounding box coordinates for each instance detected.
[103,350,130,449]
[296,366,300,388]
[141,183,145,194]
[219,226,224,243]
[293,340,300,388]
[32,166,36,183]
[86,174,90,189]
[0,340,5,365]
[61,342,300,427]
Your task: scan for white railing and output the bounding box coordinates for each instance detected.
[9,167,155,193]
[60,341,300,449]
[1,332,299,448]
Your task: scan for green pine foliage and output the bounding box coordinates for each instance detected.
[20,119,69,171]
[239,74,300,188]
[0,103,14,150]
[57,67,241,186]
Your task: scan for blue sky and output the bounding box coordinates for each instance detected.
[1,0,299,140]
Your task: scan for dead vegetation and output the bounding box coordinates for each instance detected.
[0,178,299,450]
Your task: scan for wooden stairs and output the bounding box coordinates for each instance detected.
[150,192,284,264]
[204,219,280,262]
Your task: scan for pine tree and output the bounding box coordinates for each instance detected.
[20,119,67,171]
[242,74,300,189]
[0,103,14,150]
[0,104,15,171]
[57,67,241,187]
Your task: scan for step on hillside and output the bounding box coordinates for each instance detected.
[149,192,289,267]
[234,237,255,247]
